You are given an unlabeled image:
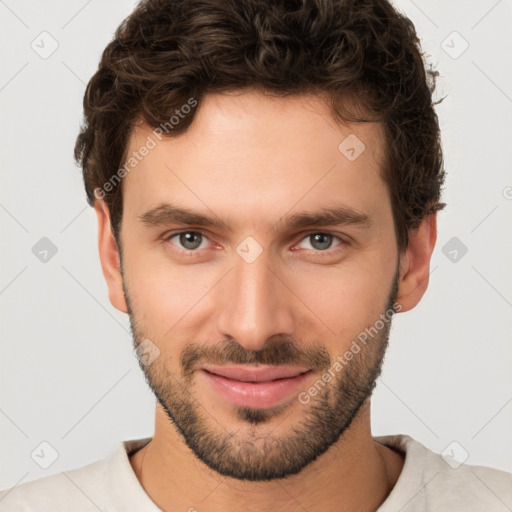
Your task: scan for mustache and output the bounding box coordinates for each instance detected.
[181,335,331,378]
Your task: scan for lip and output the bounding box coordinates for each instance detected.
[201,365,312,409]
[202,364,310,382]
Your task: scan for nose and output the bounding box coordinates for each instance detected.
[215,243,296,352]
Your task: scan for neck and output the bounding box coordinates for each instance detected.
[130,401,404,512]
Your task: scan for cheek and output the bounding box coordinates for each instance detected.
[123,249,217,334]
[123,233,396,349]
[284,257,394,344]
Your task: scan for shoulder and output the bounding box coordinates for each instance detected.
[0,438,150,512]
[375,434,512,512]
[0,457,108,511]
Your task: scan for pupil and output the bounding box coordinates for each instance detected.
[313,233,331,250]
[181,232,201,250]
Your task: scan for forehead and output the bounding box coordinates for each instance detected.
[121,91,388,228]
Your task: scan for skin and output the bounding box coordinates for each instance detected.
[94,89,437,512]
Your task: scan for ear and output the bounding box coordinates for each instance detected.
[94,199,128,314]
[396,213,437,313]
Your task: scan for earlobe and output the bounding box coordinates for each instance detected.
[94,199,128,314]
[396,213,438,313]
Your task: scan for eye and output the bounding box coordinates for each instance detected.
[164,230,346,256]
[166,231,211,251]
[296,232,344,252]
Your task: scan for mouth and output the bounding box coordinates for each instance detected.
[200,365,312,409]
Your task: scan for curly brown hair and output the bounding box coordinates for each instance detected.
[74,0,445,253]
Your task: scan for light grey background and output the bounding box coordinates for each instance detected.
[1,0,511,491]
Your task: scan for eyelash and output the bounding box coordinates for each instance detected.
[163,230,347,257]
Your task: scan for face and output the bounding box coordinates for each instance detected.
[101,90,418,481]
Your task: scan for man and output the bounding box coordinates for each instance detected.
[1,0,511,510]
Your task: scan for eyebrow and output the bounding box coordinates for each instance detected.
[138,202,371,232]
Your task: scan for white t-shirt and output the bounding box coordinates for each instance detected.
[1,434,511,511]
